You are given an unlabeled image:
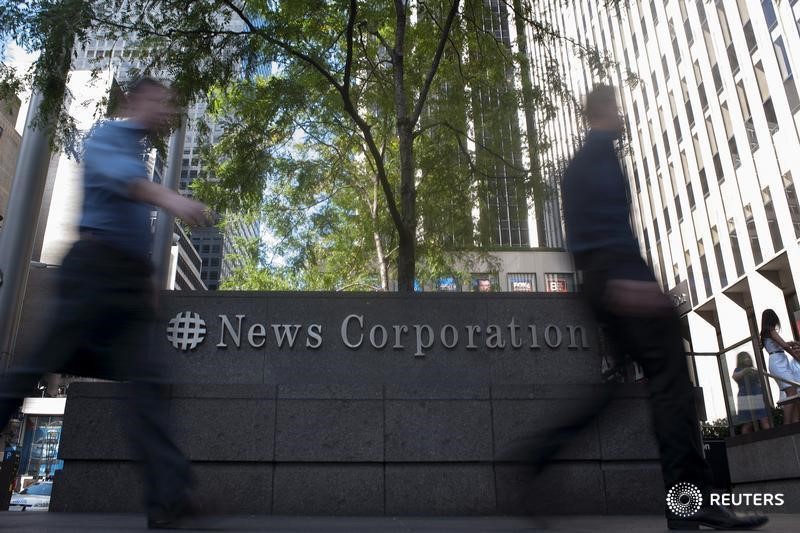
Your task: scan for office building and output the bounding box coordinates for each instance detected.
[425,0,576,293]
[0,94,22,225]
[525,0,800,424]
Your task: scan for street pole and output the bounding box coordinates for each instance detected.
[0,90,58,372]
[151,115,187,289]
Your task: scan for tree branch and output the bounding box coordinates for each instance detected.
[411,0,460,127]
[221,0,343,92]
[343,0,357,89]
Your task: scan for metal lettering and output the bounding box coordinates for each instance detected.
[341,314,364,349]
[217,314,245,348]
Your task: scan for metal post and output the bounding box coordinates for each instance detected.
[0,91,57,372]
[151,116,187,289]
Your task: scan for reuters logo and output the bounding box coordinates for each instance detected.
[166,311,207,351]
[666,482,703,518]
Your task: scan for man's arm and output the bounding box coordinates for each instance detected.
[130,179,209,226]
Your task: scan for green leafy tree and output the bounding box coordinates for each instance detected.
[2,0,627,291]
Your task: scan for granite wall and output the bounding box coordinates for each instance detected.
[14,282,665,514]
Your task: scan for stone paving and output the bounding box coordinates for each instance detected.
[0,513,798,532]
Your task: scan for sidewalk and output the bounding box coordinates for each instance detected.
[0,513,798,532]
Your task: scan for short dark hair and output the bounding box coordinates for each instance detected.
[584,84,618,122]
[126,76,168,96]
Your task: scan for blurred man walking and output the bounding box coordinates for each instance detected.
[0,77,208,529]
[528,84,767,530]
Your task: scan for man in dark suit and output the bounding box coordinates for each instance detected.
[555,84,766,530]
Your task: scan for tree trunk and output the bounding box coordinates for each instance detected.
[374,230,390,291]
[393,1,416,292]
[371,177,390,291]
[397,127,416,292]
[512,0,548,247]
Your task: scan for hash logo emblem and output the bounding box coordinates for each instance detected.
[166,311,207,351]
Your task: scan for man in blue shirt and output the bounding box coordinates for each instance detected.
[541,86,765,530]
[0,77,208,528]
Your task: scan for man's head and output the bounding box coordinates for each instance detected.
[124,76,175,133]
[477,279,492,292]
[584,84,624,135]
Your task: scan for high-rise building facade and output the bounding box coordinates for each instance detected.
[0,94,22,224]
[527,0,800,424]
[429,0,576,294]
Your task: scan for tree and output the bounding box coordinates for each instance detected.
[2,0,625,291]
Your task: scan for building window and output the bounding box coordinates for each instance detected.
[745,204,763,264]
[471,273,499,292]
[728,218,745,277]
[209,271,219,281]
[763,187,784,253]
[201,271,208,280]
[201,245,210,253]
[783,172,800,239]
[743,21,758,52]
[211,244,221,253]
[699,246,712,296]
[699,168,710,197]
[664,207,672,232]
[698,83,708,110]
[675,194,684,221]
[762,0,778,30]
[712,64,723,94]
[688,182,696,209]
[436,277,459,292]
[684,17,694,45]
[544,273,575,293]
[16,415,63,481]
[773,37,800,112]
[774,37,792,79]
[507,273,536,292]
[729,137,741,168]
[201,258,209,267]
[727,44,740,74]
[696,0,707,23]
[712,227,728,287]
[763,98,779,133]
[210,257,220,267]
[656,243,669,290]
[713,153,724,183]
[641,16,648,41]
[686,253,699,306]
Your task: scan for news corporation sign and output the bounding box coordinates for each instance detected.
[165,311,591,356]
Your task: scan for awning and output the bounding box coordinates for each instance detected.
[21,397,66,416]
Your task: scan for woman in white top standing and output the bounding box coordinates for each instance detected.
[760,309,800,424]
